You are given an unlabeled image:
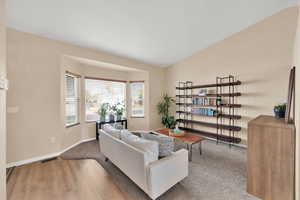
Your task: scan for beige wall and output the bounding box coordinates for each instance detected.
[0,0,6,198]
[7,28,165,164]
[292,6,300,200]
[166,7,298,145]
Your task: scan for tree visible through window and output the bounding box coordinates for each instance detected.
[65,74,79,126]
[85,78,126,121]
[131,82,144,117]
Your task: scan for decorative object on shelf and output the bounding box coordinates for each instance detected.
[274,104,286,118]
[198,89,208,96]
[216,96,222,106]
[191,108,215,116]
[176,76,242,146]
[157,94,176,129]
[98,103,109,122]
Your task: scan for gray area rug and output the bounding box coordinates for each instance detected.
[60,140,259,200]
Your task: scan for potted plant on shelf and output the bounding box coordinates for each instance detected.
[274,104,286,118]
[157,94,176,129]
[98,103,109,122]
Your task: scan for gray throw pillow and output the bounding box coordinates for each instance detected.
[113,124,124,130]
[103,124,121,139]
[140,131,174,157]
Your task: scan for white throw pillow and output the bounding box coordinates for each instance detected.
[121,130,159,165]
[103,124,121,139]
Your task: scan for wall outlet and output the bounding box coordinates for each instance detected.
[50,137,56,143]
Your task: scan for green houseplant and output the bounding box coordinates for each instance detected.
[157,94,176,129]
[110,103,125,121]
[98,103,109,122]
[114,103,125,121]
[274,104,286,118]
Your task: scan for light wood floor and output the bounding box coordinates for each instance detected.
[7,158,128,200]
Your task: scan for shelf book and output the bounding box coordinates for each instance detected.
[176,76,242,145]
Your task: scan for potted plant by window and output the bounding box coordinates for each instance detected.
[157,94,176,129]
[273,104,286,118]
[98,103,109,122]
[115,103,125,121]
[108,104,116,122]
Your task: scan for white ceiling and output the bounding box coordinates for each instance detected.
[7,0,298,67]
[66,56,143,72]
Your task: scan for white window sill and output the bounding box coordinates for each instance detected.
[65,122,80,128]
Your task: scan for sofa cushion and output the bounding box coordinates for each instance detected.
[120,130,138,142]
[103,124,121,139]
[121,130,159,165]
[140,131,174,157]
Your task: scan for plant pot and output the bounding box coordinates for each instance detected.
[99,116,106,122]
[109,114,115,122]
[116,115,122,121]
[274,108,285,118]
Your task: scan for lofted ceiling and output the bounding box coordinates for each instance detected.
[6,0,298,67]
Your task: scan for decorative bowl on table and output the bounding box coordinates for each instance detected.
[169,129,186,137]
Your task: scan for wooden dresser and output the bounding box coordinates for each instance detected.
[247,115,295,200]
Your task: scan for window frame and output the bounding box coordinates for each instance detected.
[84,77,127,122]
[130,81,145,118]
[65,73,80,128]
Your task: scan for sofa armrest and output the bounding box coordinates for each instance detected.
[147,149,188,199]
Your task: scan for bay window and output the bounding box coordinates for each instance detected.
[130,81,145,117]
[85,77,126,122]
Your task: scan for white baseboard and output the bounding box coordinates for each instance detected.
[6,152,61,168]
[60,137,96,154]
[6,137,96,168]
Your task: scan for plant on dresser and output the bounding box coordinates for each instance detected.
[273,103,286,118]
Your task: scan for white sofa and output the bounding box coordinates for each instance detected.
[99,129,188,200]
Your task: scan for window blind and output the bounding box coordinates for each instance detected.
[65,74,79,126]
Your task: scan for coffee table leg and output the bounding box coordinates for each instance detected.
[199,141,202,155]
[188,144,193,162]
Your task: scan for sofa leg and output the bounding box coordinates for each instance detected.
[105,157,109,162]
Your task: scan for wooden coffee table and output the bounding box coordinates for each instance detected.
[155,128,205,161]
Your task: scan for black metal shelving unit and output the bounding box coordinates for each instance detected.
[176,76,242,146]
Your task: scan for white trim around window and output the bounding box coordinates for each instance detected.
[65,73,80,127]
[130,81,145,118]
